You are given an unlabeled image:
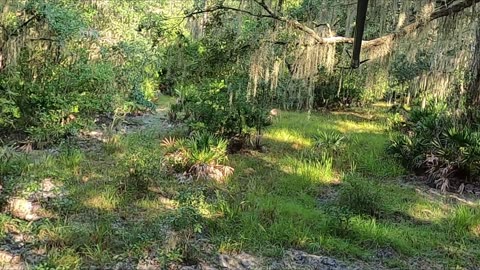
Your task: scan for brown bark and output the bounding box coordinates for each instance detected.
[467,22,480,121]
[351,0,369,68]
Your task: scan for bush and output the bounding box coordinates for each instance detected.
[170,81,270,140]
[1,59,116,143]
[0,2,160,145]
[388,107,480,191]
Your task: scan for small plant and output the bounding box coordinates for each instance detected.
[338,176,383,216]
[161,137,178,151]
[58,145,84,170]
[0,145,17,176]
[186,132,228,165]
[103,133,123,154]
[313,130,346,154]
[162,132,233,182]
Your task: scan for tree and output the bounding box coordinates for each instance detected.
[467,21,480,121]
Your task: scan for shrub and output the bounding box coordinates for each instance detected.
[388,107,480,191]
[170,81,270,141]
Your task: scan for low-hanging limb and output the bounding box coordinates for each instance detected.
[185,0,480,49]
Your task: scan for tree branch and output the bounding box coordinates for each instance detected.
[185,0,479,48]
[9,15,39,37]
[185,5,273,19]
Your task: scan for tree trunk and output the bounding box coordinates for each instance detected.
[467,22,480,122]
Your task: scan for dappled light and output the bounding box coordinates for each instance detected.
[1,0,480,269]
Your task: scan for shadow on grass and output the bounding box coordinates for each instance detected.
[2,109,480,269]
[203,112,480,268]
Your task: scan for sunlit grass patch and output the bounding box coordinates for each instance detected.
[335,119,385,134]
[442,205,480,237]
[281,155,336,185]
[265,128,311,143]
[1,106,480,269]
[135,196,178,212]
[408,202,449,223]
[83,186,120,211]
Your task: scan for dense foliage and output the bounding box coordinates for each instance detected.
[389,107,480,190]
[0,0,161,144]
[1,1,480,269]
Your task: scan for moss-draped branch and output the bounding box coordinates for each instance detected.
[186,0,480,48]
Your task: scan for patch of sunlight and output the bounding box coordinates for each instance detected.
[372,102,391,108]
[83,188,119,211]
[265,129,311,147]
[472,224,480,237]
[135,196,177,212]
[281,156,338,184]
[331,111,374,121]
[407,203,448,223]
[197,203,216,219]
[335,120,385,134]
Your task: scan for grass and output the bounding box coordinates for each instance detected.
[1,101,479,269]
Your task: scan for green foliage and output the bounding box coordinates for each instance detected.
[186,132,229,165]
[170,205,204,232]
[1,58,116,143]
[312,130,346,154]
[389,53,430,86]
[388,107,480,188]
[338,176,384,216]
[0,0,161,144]
[26,0,86,40]
[0,145,17,176]
[443,205,480,237]
[387,52,431,101]
[172,81,270,138]
[163,132,229,172]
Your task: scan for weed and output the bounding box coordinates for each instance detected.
[337,176,384,216]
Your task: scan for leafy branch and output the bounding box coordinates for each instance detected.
[185,0,480,48]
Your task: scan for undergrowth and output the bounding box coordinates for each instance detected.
[0,104,479,269]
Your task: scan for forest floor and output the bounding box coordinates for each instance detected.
[1,96,479,269]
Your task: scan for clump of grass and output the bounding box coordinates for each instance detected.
[0,145,28,177]
[337,175,384,216]
[443,205,480,237]
[41,248,82,269]
[162,132,232,182]
[313,130,346,154]
[103,133,123,154]
[58,145,84,170]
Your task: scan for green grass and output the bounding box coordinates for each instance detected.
[1,104,479,269]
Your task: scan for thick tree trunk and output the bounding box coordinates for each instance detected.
[467,22,480,121]
[351,0,369,68]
